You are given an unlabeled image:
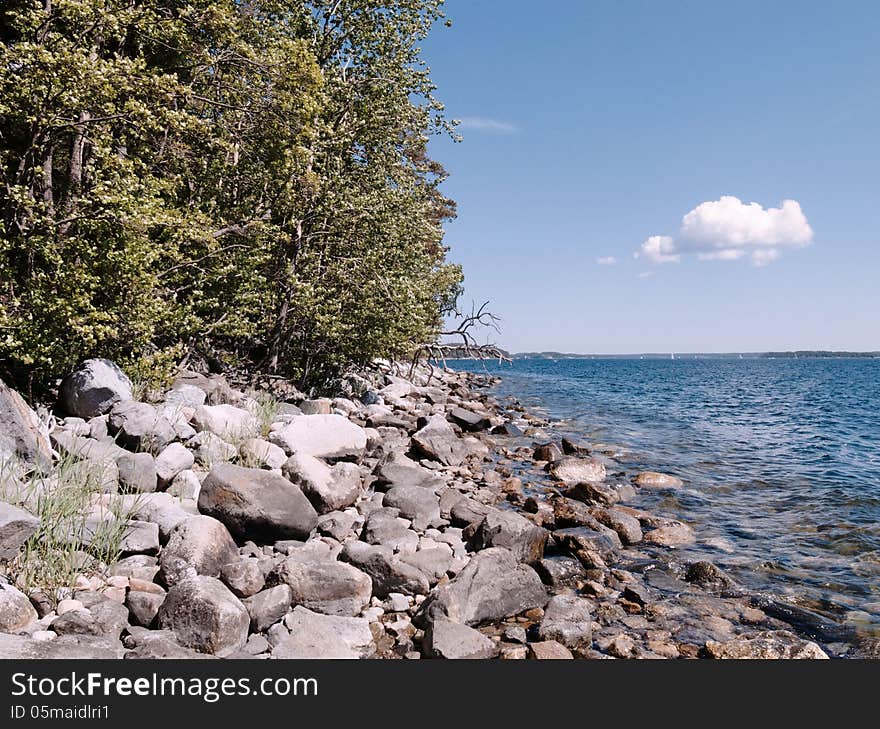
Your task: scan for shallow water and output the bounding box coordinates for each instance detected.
[450,357,880,639]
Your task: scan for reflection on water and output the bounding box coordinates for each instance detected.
[452,357,880,637]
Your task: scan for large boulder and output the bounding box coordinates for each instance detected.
[416,547,548,627]
[411,414,467,466]
[270,552,371,617]
[0,379,52,471]
[159,515,239,587]
[0,583,38,633]
[58,359,132,419]
[272,606,375,659]
[269,415,367,460]
[157,576,249,656]
[282,454,361,514]
[340,541,430,597]
[422,618,499,659]
[108,401,176,453]
[0,501,39,561]
[198,464,318,541]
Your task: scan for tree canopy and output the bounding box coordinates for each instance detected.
[0,0,462,393]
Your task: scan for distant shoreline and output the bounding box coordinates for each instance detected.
[438,350,880,361]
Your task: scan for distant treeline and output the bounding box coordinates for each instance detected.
[509,351,880,360]
[760,351,880,359]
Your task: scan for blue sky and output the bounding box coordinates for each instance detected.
[423,0,880,353]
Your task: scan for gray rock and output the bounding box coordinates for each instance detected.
[50,609,102,636]
[316,510,358,541]
[123,492,193,541]
[398,549,454,584]
[155,443,195,485]
[199,464,318,542]
[549,457,606,484]
[220,558,265,598]
[126,590,165,627]
[411,414,466,466]
[0,583,38,632]
[340,541,430,597]
[164,384,207,408]
[383,484,441,531]
[591,506,643,545]
[448,407,490,432]
[273,606,375,659]
[192,404,257,440]
[416,548,548,627]
[0,501,39,561]
[0,379,52,470]
[186,431,237,466]
[58,359,132,419]
[270,552,371,617]
[538,593,593,654]
[116,452,157,493]
[123,629,213,659]
[238,438,286,470]
[299,398,332,415]
[74,592,130,637]
[283,454,361,514]
[269,415,367,460]
[108,401,176,453]
[157,576,249,656]
[554,526,621,570]
[242,585,292,632]
[374,450,444,490]
[167,469,201,502]
[534,555,588,589]
[465,508,548,564]
[361,508,418,551]
[422,618,499,659]
[159,515,239,587]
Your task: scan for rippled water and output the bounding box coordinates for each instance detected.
[451,357,880,639]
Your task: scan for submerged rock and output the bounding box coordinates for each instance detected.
[705,630,828,659]
[633,471,684,489]
[549,457,606,484]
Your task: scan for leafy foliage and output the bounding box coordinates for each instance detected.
[0,0,461,392]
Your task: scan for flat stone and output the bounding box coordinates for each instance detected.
[0,632,123,658]
[273,606,375,659]
[633,471,684,488]
[448,407,490,432]
[269,414,367,460]
[549,457,606,484]
[529,640,574,659]
[705,630,828,659]
[423,618,499,659]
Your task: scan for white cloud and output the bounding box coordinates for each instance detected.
[638,196,813,266]
[596,256,618,265]
[638,235,680,264]
[457,117,517,133]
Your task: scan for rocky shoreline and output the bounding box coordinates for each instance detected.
[0,359,832,659]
